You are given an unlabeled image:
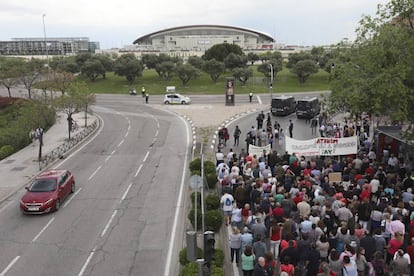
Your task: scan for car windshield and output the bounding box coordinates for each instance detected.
[29,179,57,192]
[297,101,311,109]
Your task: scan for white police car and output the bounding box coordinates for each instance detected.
[163,93,191,104]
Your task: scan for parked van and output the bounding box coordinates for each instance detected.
[271,95,296,116]
[296,97,320,119]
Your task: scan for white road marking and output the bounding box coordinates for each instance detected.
[257,95,263,104]
[78,247,97,276]
[101,210,118,237]
[118,139,124,147]
[134,164,143,177]
[105,150,115,162]
[142,151,150,162]
[88,166,101,180]
[164,114,190,276]
[63,188,82,208]
[120,183,132,202]
[0,255,20,276]
[32,217,55,242]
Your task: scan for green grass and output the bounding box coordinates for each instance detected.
[81,66,330,95]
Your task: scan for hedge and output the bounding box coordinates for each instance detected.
[205,194,220,210]
[0,145,14,160]
[179,246,203,266]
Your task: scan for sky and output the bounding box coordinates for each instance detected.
[0,0,390,50]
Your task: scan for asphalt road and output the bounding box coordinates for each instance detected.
[0,94,191,276]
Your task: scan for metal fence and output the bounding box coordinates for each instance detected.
[39,119,99,169]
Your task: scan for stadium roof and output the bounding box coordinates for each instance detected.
[133,24,274,44]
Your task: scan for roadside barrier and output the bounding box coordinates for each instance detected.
[39,119,99,169]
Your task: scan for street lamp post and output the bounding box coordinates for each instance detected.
[42,14,50,84]
[269,63,274,101]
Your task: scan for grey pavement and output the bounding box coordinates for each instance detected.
[0,112,98,204]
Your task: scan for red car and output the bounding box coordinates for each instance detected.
[20,169,75,214]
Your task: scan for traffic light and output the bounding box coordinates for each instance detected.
[269,83,273,89]
[204,231,215,264]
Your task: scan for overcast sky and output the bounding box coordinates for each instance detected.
[0,0,390,49]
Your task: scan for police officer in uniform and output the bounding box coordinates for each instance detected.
[249,92,253,103]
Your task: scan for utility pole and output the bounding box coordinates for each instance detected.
[269,63,274,101]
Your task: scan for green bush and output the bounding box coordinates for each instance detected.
[179,246,203,266]
[212,248,224,268]
[179,262,198,276]
[211,265,224,276]
[205,210,223,232]
[204,160,216,175]
[189,158,201,172]
[188,208,202,230]
[0,145,14,160]
[190,170,201,176]
[205,194,220,210]
[206,173,218,189]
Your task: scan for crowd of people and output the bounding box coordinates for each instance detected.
[218,114,414,276]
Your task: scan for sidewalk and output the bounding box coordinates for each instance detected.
[0,112,98,204]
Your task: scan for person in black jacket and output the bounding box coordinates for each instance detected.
[253,256,268,276]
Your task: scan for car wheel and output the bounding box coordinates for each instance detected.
[181,101,186,104]
[71,182,75,193]
[164,101,170,104]
[55,199,61,211]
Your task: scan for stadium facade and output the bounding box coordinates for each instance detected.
[118,25,275,59]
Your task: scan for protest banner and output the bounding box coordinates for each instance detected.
[285,136,358,156]
[248,144,272,157]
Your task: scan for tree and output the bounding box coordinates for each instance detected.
[17,58,45,99]
[202,59,225,83]
[76,82,96,127]
[156,61,176,80]
[224,53,247,70]
[187,56,204,70]
[94,55,113,79]
[290,59,319,84]
[113,54,143,84]
[81,59,105,82]
[202,43,244,62]
[329,0,414,128]
[54,83,84,139]
[51,70,75,95]
[75,53,92,68]
[257,58,283,79]
[247,52,259,65]
[232,67,253,86]
[141,54,159,70]
[176,64,201,85]
[286,51,314,69]
[0,58,24,98]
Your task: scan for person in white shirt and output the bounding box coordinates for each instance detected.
[221,192,234,226]
[370,175,380,195]
[216,149,224,166]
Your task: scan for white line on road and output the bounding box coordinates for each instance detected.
[257,95,263,105]
[134,164,143,177]
[63,188,82,208]
[32,217,55,242]
[78,247,97,276]
[118,139,124,147]
[88,166,101,180]
[105,150,116,162]
[164,114,190,276]
[120,183,132,202]
[142,151,150,162]
[101,210,118,237]
[0,255,20,276]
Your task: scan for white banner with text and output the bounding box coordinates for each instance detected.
[248,144,272,157]
[285,136,358,156]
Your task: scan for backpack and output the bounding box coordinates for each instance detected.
[247,215,257,230]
